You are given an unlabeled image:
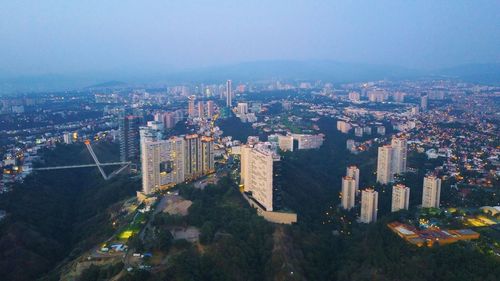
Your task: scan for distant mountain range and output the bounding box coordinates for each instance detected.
[0,61,498,94]
[85,80,128,89]
[435,63,500,85]
[165,60,421,83]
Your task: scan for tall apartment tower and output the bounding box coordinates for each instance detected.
[164,112,175,129]
[376,145,393,184]
[184,134,203,179]
[341,176,356,210]
[226,80,232,107]
[391,184,410,212]
[197,101,204,118]
[237,102,248,114]
[391,137,407,175]
[422,175,441,208]
[141,136,186,195]
[141,140,163,195]
[119,115,141,165]
[240,144,280,211]
[240,145,251,186]
[188,96,196,118]
[200,136,215,174]
[360,188,378,223]
[206,100,215,118]
[420,95,428,111]
[346,166,360,193]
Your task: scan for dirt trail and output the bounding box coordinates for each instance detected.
[271,225,307,281]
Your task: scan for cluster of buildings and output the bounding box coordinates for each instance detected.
[340,137,443,223]
[154,110,185,129]
[139,122,215,196]
[187,97,216,119]
[343,173,441,224]
[234,102,257,123]
[337,120,386,138]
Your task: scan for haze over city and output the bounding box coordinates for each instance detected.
[1,1,499,78]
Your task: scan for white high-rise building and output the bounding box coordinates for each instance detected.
[341,176,356,210]
[360,188,378,223]
[346,166,360,193]
[376,138,408,184]
[184,134,203,179]
[240,144,280,211]
[420,95,428,111]
[226,80,232,107]
[240,145,252,186]
[206,101,215,118]
[141,130,213,195]
[237,102,248,115]
[422,175,441,208]
[391,137,407,175]
[337,120,352,134]
[141,140,163,195]
[391,184,410,212]
[201,136,215,174]
[197,101,204,118]
[141,136,186,195]
[376,145,393,184]
[188,96,196,118]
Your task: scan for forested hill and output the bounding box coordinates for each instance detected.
[0,142,140,281]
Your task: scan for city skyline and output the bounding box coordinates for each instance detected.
[0,2,498,280]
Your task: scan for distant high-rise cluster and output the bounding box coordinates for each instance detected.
[140,124,214,195]
[376,137,407,184]
[392,91,406,103]
[367,89,388,102]
[154,110,183,129]
[340,137,442,223]
[187,97,216,119]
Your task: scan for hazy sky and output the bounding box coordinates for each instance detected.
[1,0,499,76]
